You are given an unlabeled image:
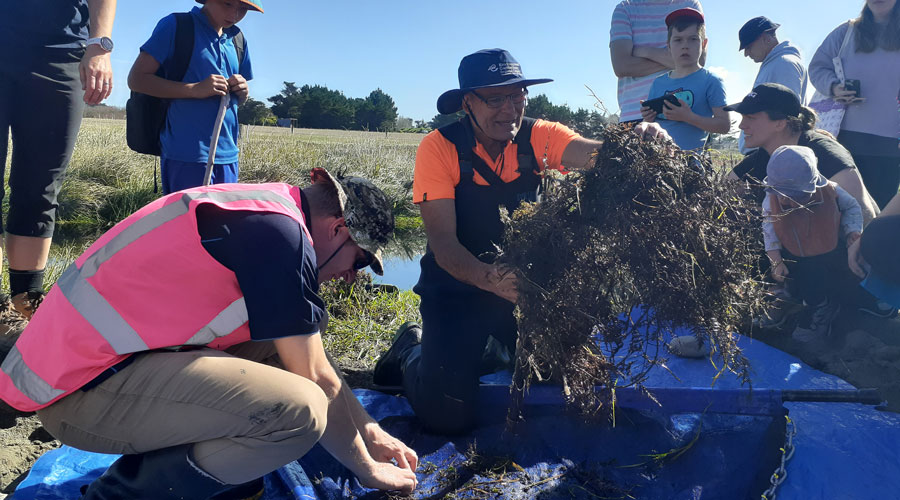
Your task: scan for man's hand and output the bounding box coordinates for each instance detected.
[633,122,672,142]
[191,74,229,99]
[363,423,418,472]
[847,237,869,279]
[79,45,113,105]
[228,74,249,104]
[662,98,693,123]
[640,105,658,123]
[482,265,518,304]
[358,461,418,494]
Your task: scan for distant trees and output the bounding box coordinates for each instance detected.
[268,83,398,131]
[238,97,275,125]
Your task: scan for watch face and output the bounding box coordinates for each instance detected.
[100,37,114,51]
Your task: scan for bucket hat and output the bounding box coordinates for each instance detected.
[763,145,828,202]
[195,0,264,13]
[436,49,552,115]
[739,16,779,51]
[310,168,394,275]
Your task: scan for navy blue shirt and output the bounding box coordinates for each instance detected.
[1,0,90,49]
[140,7,253,164]
[196,197,325,341]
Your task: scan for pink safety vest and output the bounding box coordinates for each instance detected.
[0,183,313,411]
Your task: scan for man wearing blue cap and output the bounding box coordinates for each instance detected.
[373,49,669,434]
[738,16,809,153]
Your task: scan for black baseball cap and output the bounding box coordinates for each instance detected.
[436,49,552,115]
[724,83,801,117]
[739,16,780,50]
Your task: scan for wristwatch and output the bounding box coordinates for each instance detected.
[86,36,114,52]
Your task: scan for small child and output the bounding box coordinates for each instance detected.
[761,145,863,341]
[640,8,730,151]
[128,0,262,193]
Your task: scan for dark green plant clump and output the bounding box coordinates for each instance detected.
[498,125,765,421]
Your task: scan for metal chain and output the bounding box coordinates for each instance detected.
[761,414,797,500]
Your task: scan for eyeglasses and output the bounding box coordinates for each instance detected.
[317,235,372,273]
[471,89,528,109]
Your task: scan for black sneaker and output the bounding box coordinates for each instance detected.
[792,299,840,342]
[373,322,422,388]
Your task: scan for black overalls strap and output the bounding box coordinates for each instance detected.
[414,116,542,295]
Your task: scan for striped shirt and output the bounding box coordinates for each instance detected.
[609,0,703,122]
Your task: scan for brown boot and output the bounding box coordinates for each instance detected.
[11,291,46,321]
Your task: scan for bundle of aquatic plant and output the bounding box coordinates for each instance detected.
[497,126,764,422]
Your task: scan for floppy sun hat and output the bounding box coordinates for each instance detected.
[310,168,394,275]
[762,145,828,202]
[436,49,553,115]
[195,0,264,13]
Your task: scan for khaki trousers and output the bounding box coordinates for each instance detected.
[37,343,328,484]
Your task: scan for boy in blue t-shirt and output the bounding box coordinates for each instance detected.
[640,8,730,151]
[128,0,262,193]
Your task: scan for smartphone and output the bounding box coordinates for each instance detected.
[844,79,861,98]
[641,94,681,115]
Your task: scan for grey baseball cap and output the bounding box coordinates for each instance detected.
[310,168,394,275]
[762,145,827,201]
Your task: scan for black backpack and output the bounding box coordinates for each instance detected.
[125,13,245,156]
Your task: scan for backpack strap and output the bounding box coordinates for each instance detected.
[233,31,245,67]
[166,12,195,82]
[513,117,537,175]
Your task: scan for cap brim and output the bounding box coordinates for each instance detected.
[367,249,384,276]
[241,0,263,12]
[723,101,758,114]
[436,78,553,115]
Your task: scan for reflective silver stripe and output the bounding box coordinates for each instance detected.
[57,264,149,355]
[1,345,65,405]
[183,297,249,346]
[80,189,303,276]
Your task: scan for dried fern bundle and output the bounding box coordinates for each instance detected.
[498,126,765,423]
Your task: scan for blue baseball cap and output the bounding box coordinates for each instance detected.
[436,49,552,115]
[739,16,779,50]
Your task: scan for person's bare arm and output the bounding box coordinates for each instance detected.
[559,137,604,171]
[81,0,116,104]
[419,199,517,303]
[610,40,671,78]
[274,335,417,493]
[829,168,879,225]
[128,52,227,99]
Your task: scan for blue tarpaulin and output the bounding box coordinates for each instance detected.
[14,334,900,499]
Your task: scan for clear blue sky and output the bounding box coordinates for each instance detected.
[105,1,859,122]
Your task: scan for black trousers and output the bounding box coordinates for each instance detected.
[782,245,870,307]
[861,214,900,284]
[402,291,517,435]
[0,47,85,237]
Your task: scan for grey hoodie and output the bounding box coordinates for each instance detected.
[739,41,810,153]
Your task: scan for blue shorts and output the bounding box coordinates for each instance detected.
[161,158,238,194]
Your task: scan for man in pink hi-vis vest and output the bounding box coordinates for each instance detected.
[0,169,418,498]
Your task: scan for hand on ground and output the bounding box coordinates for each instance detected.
[847,237,869,279]
[364,424,418,472]
[358,461,418,494]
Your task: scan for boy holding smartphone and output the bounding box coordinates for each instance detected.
[640,8,730,151]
